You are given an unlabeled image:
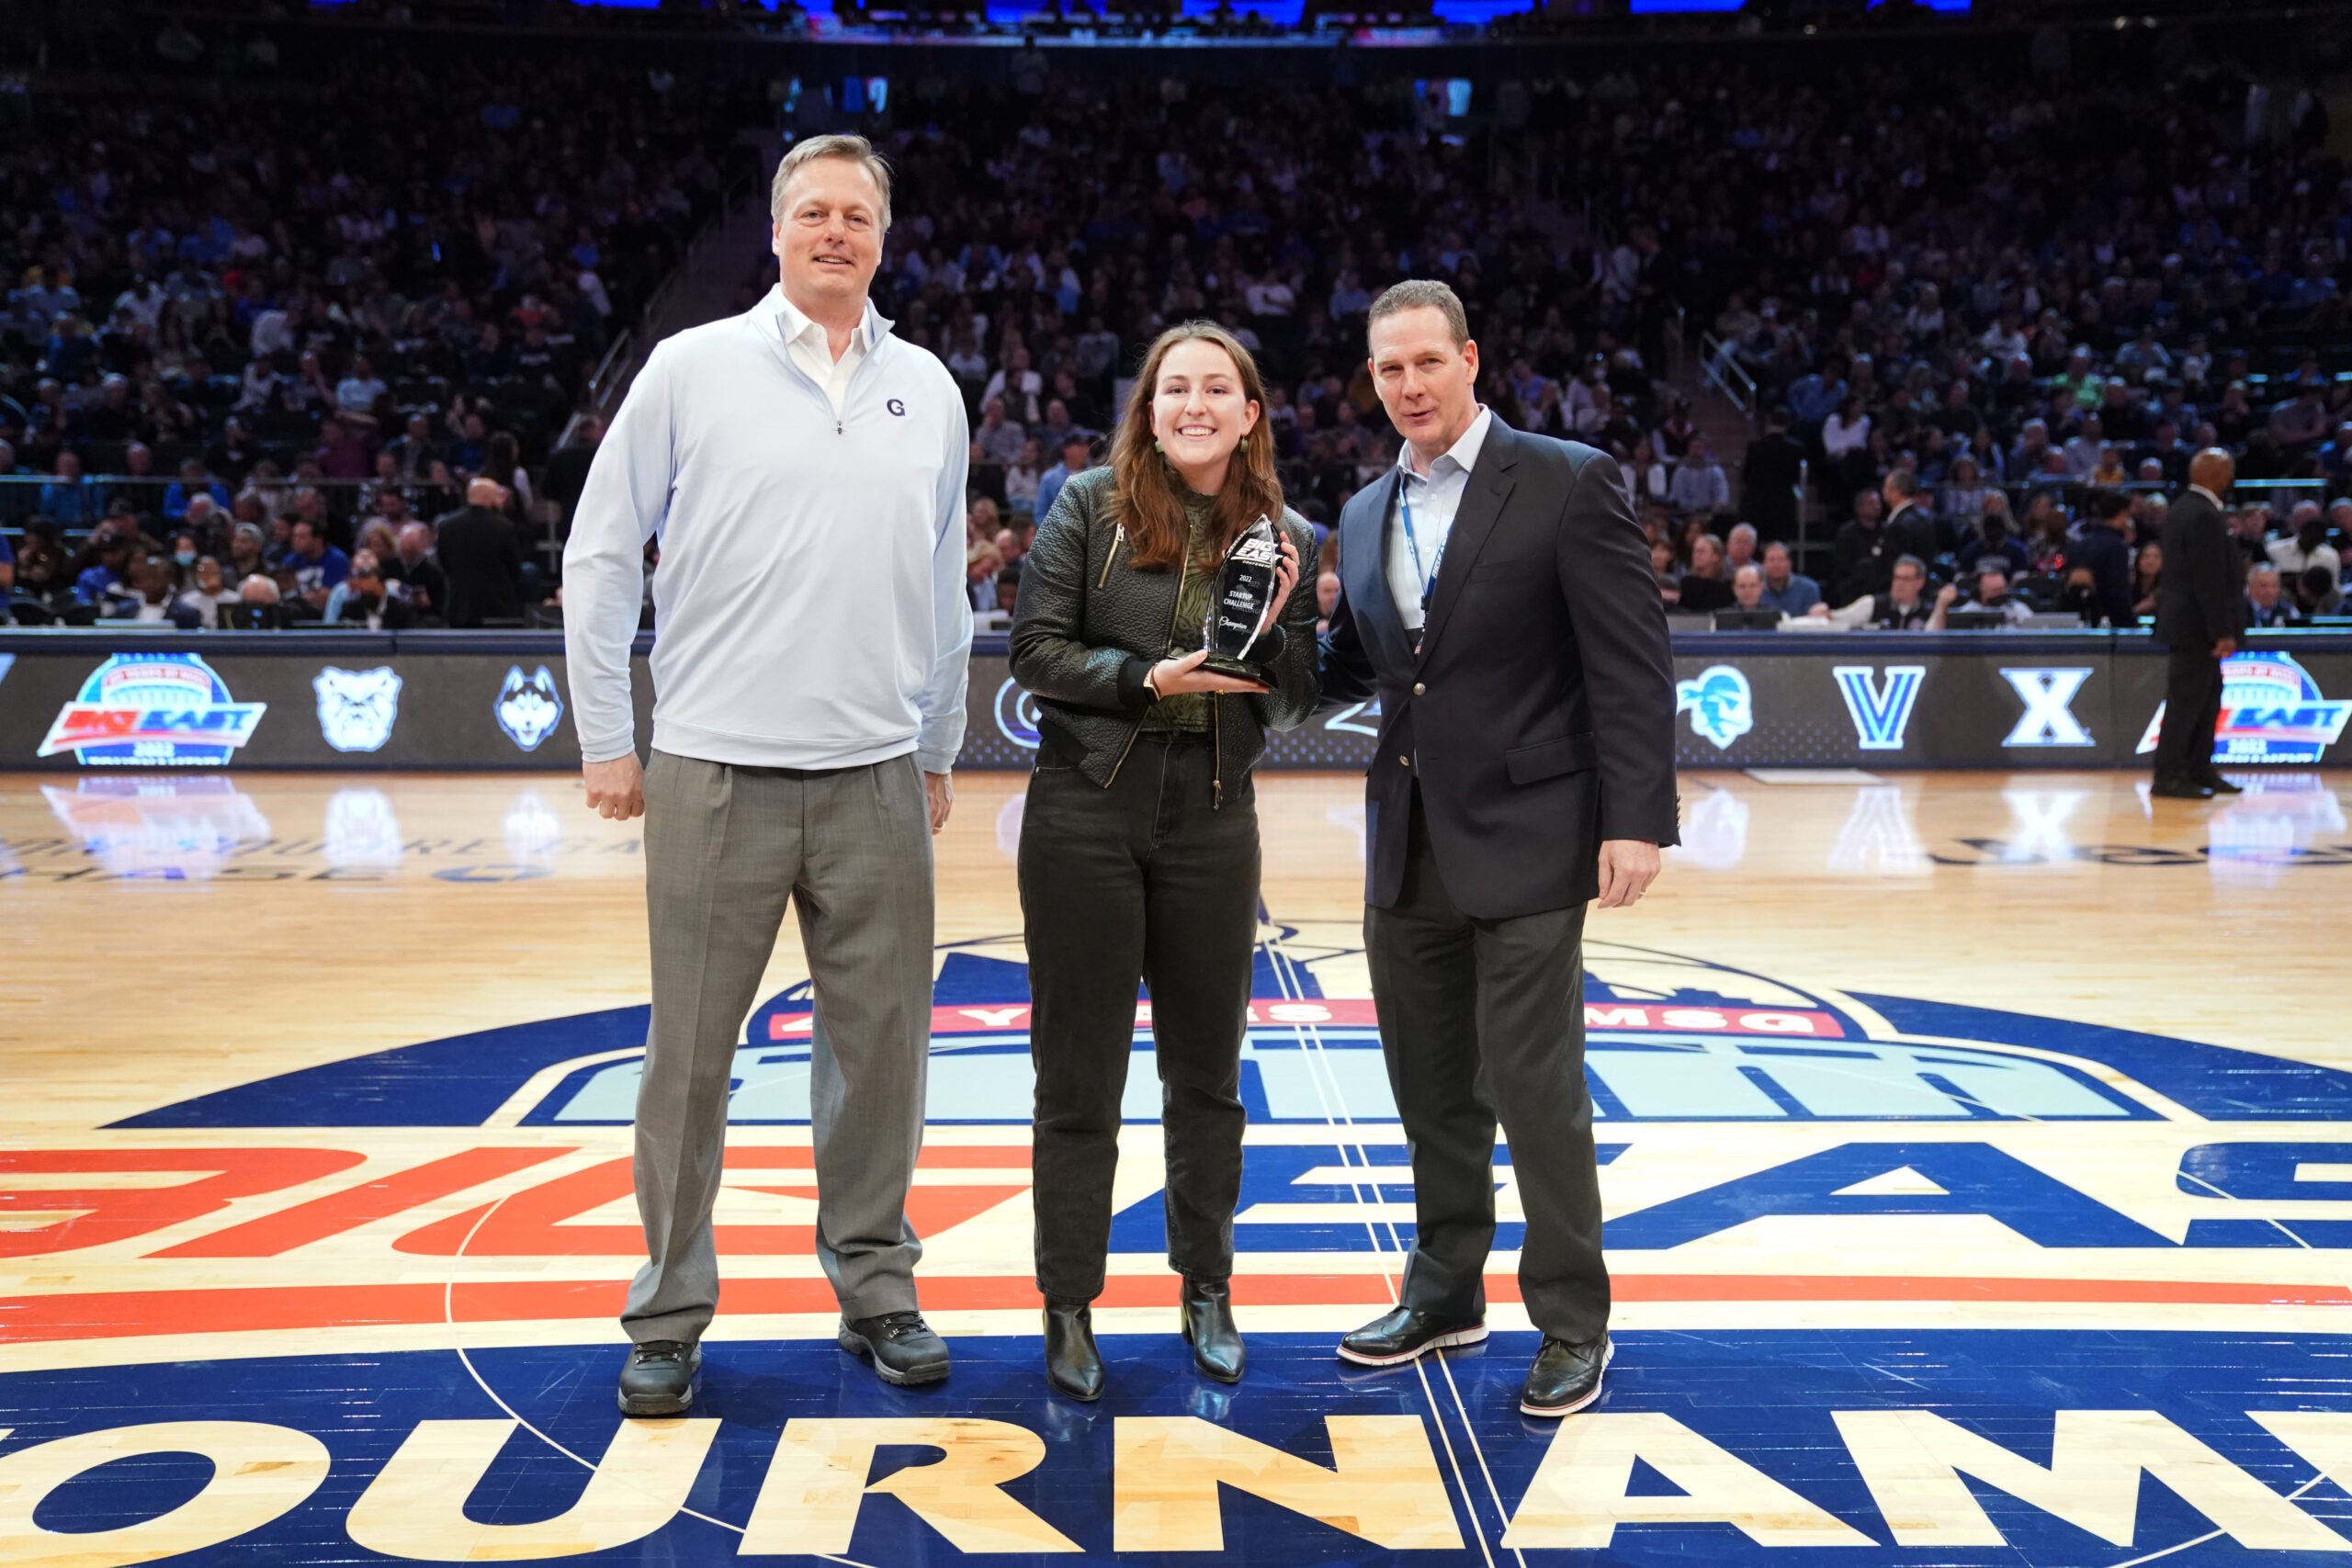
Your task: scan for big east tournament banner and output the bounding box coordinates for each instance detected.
[0,633,2348,770]
[14,931,2352,1563]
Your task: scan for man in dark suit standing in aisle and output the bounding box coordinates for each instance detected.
[435,476,526,627]
[1320,280,1679,1418]
[2152,446,2245,799]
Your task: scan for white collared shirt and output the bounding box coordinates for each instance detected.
[774,288,870,418]
[1384,405,1493,631]
[2189,484,2225,509]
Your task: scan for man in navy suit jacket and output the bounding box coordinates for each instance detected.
[1320,280,1679,1418]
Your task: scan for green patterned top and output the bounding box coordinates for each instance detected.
[1138,492,1218,733]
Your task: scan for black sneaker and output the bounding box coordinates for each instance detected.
[1335,1305,1488,1367]
[839,1311,951,1386]
[617,1339,700,1416]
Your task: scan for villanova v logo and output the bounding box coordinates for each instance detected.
[1833,665,1926,751]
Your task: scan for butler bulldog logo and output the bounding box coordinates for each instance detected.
[312,665,402,753]
[37,653,266,765]
[11,933,2352,1564]
[494,664,565,752]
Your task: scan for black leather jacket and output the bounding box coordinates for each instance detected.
[1008,467,1321,805]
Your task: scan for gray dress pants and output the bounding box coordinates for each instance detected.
[622,749,935,1345]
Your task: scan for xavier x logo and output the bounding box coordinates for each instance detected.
[1832,665,1926,751]
[1998,667,2096,748]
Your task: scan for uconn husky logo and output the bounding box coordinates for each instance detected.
[312,666,402,753]
[1675,664,1754,750]
[1833,664,1927,751]
[494,665,565,752]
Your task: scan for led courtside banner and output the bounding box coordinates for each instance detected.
[0,633,2347,771]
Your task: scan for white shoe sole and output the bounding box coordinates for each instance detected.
[1335,1324,1489,1367]
[1520,1337,1615,1418]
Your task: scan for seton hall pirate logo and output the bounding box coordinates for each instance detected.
[9,930,2352,1563]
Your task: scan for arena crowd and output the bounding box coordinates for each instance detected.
[4,39,2347,639]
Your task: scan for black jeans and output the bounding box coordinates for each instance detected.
[1364,787,1610,1342]
[2154,644,2224,785]
[1019,733,1260,1303]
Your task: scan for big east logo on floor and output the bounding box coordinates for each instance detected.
[10,940,2352,1565]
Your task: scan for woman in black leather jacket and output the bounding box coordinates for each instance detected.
[1008,321,1319,1401]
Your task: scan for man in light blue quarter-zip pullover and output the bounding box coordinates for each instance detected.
[562,135,972,1416]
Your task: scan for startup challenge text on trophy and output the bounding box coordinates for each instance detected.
[1199,514,1282,683]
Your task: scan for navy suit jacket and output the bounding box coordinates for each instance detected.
[1320,418,1680,919]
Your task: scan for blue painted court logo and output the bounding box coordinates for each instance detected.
[313,665,402,753]
[2138,650,2352,764]
[36,653,266,765]
[1675,663,1754,750]
[17,934,2352,1564]
[494,664,565,752]
[1834,663,1926,750]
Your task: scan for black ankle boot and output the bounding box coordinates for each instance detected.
[1179,1277,1245,1383]
[1043,1302,1103,1402]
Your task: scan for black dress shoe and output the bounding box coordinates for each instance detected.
[1178,1277,1245,1383]
[1335,1305,1487,1367]
[617,1339,700,1416]
[2150,778,2215,799]
[838,1311,951,1386]
[2199,774,2245,795]
[1043,1303,1103,1402]
[1520,1331,1613,1418]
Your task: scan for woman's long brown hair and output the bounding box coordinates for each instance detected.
[1108,321,1284,570]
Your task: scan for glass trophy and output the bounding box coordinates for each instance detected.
[1200,514,1282,682]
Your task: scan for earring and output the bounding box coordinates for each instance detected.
[1154,438,1163,452]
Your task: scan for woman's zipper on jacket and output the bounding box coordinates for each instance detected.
[1211,698,1223,810]
[1105,544,1187,789]
[1097,523,1125,590]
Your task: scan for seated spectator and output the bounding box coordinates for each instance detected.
[1005,439,1046,522]
[2132,541,2165,622]
[163,459,232,525]
[69,527,134,604]
[40,451,96,528]
[324,551,416,629]
[1724,522,1758,577]
[1956,511,2032,581]
[385,522,447,620]
[102,553,197,626]
[1668,435,1730,514]
[2267,503,2343,583]
[2245,563,2299,628]
[225,523,269,585]
[175,556,240,629]
[1622,436,1671,508]
[2297,565,2344,618]
[1035,431,1093,520]
[280,518,351,608]
[1936,558,2034,626]
[975,397,1025,468]
[2067,488,2137,628]
[1677,534,1735,614]
[1756,540,1820,616]
[1726,563,1770,617]
[1650,537,1681,604]
[1807,553,1937,630]
[1938,457,1994,525]
[1831,488,1891,603]
[967,540,1003,611]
